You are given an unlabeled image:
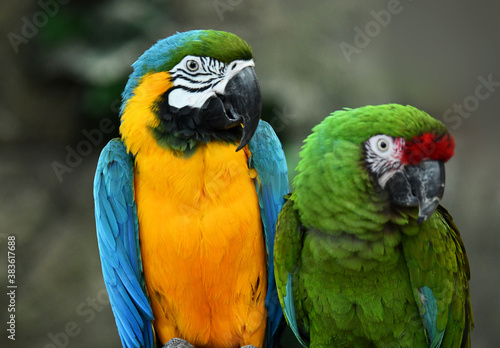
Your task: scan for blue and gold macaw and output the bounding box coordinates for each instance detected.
[93,30,288,348]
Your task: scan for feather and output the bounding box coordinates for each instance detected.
[94,138,154,348]
[418,286,445,348]
[248,120,289,347]
[283,273,308,347]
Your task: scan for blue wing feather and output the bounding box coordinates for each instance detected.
[284,273,309,347]
[94,138,154,348]
[248,120,289,348]
[419,286,445,348]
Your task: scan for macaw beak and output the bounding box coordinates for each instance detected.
[385,160,446,224]
[199,66,261,151]
[223,66,261,151]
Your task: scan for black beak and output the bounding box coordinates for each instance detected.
[197,66,261,151]
[223,66,261,151]
[385,160,445,224]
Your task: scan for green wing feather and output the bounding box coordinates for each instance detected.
[402,205,473,348]
[274,197,310,347]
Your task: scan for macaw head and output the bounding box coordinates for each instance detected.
[294,104,455,232]
[119,30,261,156]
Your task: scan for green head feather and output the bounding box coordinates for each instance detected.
[292,104,450,234]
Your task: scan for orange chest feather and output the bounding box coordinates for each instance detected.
[133,142,267,346]
[133,142,261,252]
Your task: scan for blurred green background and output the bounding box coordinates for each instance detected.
[1,1,499,347]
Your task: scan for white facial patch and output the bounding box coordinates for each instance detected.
[167,55,255,109]
[364,135,405,188]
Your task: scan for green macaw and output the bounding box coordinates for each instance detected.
[274,104,473,347]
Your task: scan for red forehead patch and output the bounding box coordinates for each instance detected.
[401,133,455,165]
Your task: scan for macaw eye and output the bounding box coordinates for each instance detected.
[377,139,389,151]
[186,60,199,72]
[366,134,395,157]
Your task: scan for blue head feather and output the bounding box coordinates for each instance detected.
[121,30,204,113]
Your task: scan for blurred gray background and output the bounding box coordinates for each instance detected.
[1,1,499,347]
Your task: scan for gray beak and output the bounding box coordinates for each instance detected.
[385,160,445,223]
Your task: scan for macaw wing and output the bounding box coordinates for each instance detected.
[274,197,310,347]
[402,205,473,348]
[94,138,154,348]
[248,120,289,348]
